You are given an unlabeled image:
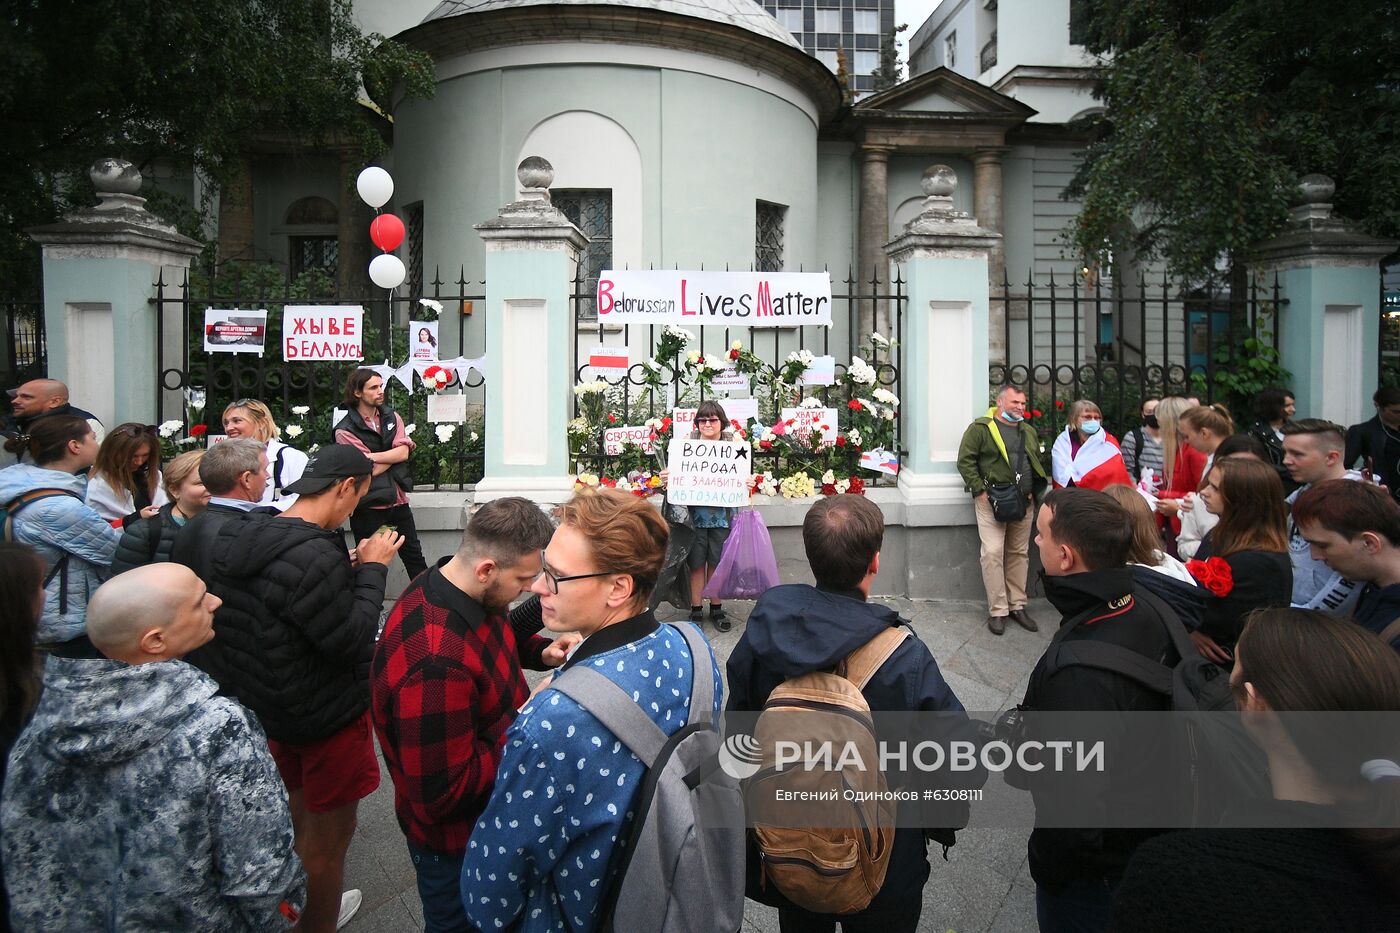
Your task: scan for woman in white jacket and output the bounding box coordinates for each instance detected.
[85,423,167,527]
[221,398,308,510]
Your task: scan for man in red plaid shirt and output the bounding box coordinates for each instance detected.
[370,497,577,932]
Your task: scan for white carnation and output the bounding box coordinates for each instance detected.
[435,424,456,443]
[799,396,824,409]
[158,420,183,438]
[291,405,311,416]
[835,478,851,494]
[405,423,417,436]
[821,469,835,484]
[284,425,304,439]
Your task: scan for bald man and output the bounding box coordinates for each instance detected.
[1,564,306,932]
[2,378,105,466]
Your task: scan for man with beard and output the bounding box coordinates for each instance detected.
[370,497,578,932]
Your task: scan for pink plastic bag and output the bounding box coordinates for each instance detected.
[702,509,780,600]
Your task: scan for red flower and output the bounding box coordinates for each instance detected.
[607,413,617,423]
[729,348,740,360]
[1055,399,1065,409]
[1032,409,1043,418]
[836,436,846,447]
[1186,557,1234,597]
[847,476,865,495]
[661,417,672,431]
[820,483,837,496]
[759,440,773,450]
[189,424,208,437]
[599,476,617,487]
[848,400,862,411]
[696,355,705,365]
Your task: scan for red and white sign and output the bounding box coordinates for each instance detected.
[603,425,656,456]
[673,398,759,438]
[781,407,839,447]
[283,306,363,361]
[588,345,630,378]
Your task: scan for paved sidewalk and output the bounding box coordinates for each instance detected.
[344,597,1055,933]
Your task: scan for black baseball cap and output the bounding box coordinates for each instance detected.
[283,444,373,496]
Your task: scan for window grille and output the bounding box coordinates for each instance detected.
[755,201,786,272]
[555,189,613,319]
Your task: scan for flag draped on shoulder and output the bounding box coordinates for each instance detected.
[1051,428,1132,490]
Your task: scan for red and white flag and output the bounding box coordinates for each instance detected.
[1051,429,1132,490]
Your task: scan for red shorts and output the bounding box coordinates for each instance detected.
[268,712,381,813]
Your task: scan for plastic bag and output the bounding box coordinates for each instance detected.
[702,509,780,600]
[649,495,696,612]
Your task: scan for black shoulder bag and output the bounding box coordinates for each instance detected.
[984,427,1029,523]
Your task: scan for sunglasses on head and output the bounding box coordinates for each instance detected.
[119,424,158,437]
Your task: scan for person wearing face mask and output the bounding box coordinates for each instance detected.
[1121,398,1165,488]
[957,384,1049,635]
[1051,400,1133,492]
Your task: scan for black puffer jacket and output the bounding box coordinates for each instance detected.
[191,514,388,745]
[111,503,183,574]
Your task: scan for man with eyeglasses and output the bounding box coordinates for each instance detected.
[463,488,724,933]
[370,497,577,933]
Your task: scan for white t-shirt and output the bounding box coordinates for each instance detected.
[84,472,169,523]
[262,440,309,509]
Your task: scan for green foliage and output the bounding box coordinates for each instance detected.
[1065,0,1400,283]
[871,24,909,94]
[0,0,436,282]
[1189,301,1291,415]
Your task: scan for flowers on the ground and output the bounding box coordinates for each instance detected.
[434,424,456,443]
[749,471,778,497]
[284,425,304,439]
[779,471,816,499]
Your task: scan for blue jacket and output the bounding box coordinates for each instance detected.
[462,616,723,933]
[0,464,119,643]
[727,584,984,914]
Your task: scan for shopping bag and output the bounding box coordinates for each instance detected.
[702,509,780,600]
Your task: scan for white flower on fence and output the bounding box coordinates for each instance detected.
[405,423,417,436]
[798,396,824,409]
[870,332,889,347]
[685,350,701,365]
[872,388,899,407]
[662,324,694,344]
[470,431,479,443]
[419,298,444,315]
[847,428,863,447]
[284,425,304,439]
[291,405,311,417]
[731,339,744,351]
[158,420,184,438]
[643,357,663,373]
[435,424,456,443]
[573,381,608,397]
[786,348,815,366]
[176,436,198,446]
[847,356,877,386]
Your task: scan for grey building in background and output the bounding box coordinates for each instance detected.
[761,0,895,97]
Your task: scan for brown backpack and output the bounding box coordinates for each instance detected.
[747,627,910,915]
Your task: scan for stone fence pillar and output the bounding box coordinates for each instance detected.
[1252,175,1398,425]
[28,159,201,428]
[473,157,588,504]
[884,166,1001,594]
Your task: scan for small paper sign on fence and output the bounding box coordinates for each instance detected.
[410,320,439,361]
[588,345,630,379]
[665,438,752,507]
[795,355,836,386]
[283,306,363,361]
[711,362,749,393]
[860,447,900,475]
[426,394,466,424]
[204,309,268,356]
[603,425,656,455]
[780,407,839,446]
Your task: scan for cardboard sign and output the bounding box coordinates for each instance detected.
[597,270,832,327]
[283,306,363,361]
[780,407,839,447]
[426,393,466,424]
[795,355,837,386]
[672,398,759,438]
[588,345,630,379]
[603,425,656,456]
[665,438,752,507]
[203,309,267,355]
[410,320,439,361]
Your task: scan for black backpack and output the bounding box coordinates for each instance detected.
[2,488,83,614]
[1043,588,1270,826]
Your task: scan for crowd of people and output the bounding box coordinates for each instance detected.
[0,371,1397,932]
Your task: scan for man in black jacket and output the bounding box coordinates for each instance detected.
[727,495,984,933]
[3,378,105,466]
[172,438,271,583]
[1017,487,1177,933]
[1345,385,1400,503]
[202,444,403,933]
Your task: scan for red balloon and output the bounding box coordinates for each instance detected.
[369,213,406,252]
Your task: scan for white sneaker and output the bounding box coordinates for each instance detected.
[336,889,363,930]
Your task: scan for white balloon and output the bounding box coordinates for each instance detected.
[356,166,394,209]
[368,253,406,290]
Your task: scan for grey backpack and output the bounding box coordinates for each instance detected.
[551,622,745,933]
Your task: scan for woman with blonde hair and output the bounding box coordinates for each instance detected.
[1154,396,1208,519]
[221,398,308,508]
[1050,398,1132,491]
[85,423,167,526]
[110,450,210,573]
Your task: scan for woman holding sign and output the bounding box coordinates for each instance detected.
[683,400,735,631]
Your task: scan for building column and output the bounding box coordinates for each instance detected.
[473,157,589,504]
[973,147,1008,364]
[216,154,254,265]
[857,146,892,351]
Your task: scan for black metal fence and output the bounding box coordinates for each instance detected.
[570,269,907,482]
[2,298,46,387]
[991,270,1287,441]
[152,268,487,490]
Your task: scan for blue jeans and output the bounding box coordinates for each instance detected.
[407,842,469,933]
[1034,879,1115,933]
